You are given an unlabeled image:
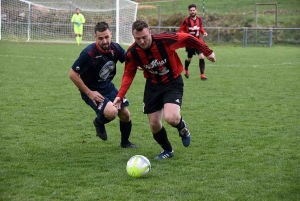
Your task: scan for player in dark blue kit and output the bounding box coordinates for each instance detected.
[69,22,137,148]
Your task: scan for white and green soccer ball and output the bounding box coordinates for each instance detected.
[126,155,151,178]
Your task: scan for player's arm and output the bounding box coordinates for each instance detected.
[199,19,207,36]
[115,43,126,63]
[70,54,105,105]
[69,69,105,105]
[81,14,85,24]
[115,53,138,101]
[200,27,207,36]
[177,19,187,33]
[71,15,79,26]
[171,32,215,61]
[69,69,91,95]
[113,61,137,108]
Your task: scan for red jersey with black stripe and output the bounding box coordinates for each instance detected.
[117,32,213,99]
[178,16,205,40]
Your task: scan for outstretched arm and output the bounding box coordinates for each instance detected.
[171,32,216,62]
[69,69,104,105]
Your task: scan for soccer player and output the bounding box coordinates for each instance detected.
[69,22,137,148]
[113,20,216,159]
[71,8,85,45]
[178,4,208,80]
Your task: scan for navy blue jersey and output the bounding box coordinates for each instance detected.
[71,42,126,95]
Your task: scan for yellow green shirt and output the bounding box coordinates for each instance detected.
[71,13,85,25]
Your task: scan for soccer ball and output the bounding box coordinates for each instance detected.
[126,155,151,178]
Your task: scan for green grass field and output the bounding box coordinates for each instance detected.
[0,41,299,200]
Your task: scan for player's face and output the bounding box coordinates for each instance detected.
[189,7,197,18]
[132,28,152,50]
[95,30,112,51]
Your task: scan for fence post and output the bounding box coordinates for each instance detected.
[0,0,2,41]
[27,3,31,42]
[158,5,161,33]
[218,27,220,44]
[268,28,273,47]
[243,27,248,47]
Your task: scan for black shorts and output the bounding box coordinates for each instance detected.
[143,75,184,114]
[186,47,202,58]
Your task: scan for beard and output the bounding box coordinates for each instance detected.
[189,13,196,18]
[100,43,109,50]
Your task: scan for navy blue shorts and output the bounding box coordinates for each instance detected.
[81,86,129,118]
[143,75,183,114]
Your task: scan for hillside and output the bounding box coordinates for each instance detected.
[134,0,300,28]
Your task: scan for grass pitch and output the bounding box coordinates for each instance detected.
[0,41,299,200]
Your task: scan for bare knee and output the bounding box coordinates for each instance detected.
[149,120,162,133]
[118,107,131,122]
[104,102,118,121]
[164,113,180,126]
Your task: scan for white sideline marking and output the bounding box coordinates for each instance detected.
[0,54,74,61]
[197,62,300,68]
[1,54,299,67]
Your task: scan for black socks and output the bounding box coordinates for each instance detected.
[120,120,132,144]
[199,59,205,74]
[153,127,172,152]
[185,59,191,70]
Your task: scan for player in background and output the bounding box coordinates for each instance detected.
[178,4,208,80]
[69,22,137,148]
[113,20,216,159]
[71,8,85,46]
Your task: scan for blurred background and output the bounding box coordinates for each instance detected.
[1,0,299,46]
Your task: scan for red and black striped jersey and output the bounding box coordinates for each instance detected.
[117,32,213,99]
[178,16,206,39]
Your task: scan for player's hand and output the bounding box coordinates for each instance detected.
[206,52,216,62]
[113,97,122,109]
[203,32,208,37]
[137,66,143,71]
[88,91,104,106]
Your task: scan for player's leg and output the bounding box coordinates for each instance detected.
[184,48,194,78]
[78,26,83,45]
[148,111,174,159]
[144,82,173,159]
[74,26,80,45]
[198,52,207,80]
[163,76,191,147]
[93,101,118,141]
[106,86,137,148]
[118,107,138,148]
[164,103,190,147]
[78,34,82,44]
[81,92,117,141]
[75,34,80,45]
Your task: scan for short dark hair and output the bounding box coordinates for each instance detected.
[132,20,149,32]
[188,4,197,10]
[94,22,109,33]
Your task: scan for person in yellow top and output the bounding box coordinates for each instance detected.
[71,8,85,45]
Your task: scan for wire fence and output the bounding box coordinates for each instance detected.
[150,26,300,47]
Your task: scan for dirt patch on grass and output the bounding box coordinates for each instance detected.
[138,5,156,9]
